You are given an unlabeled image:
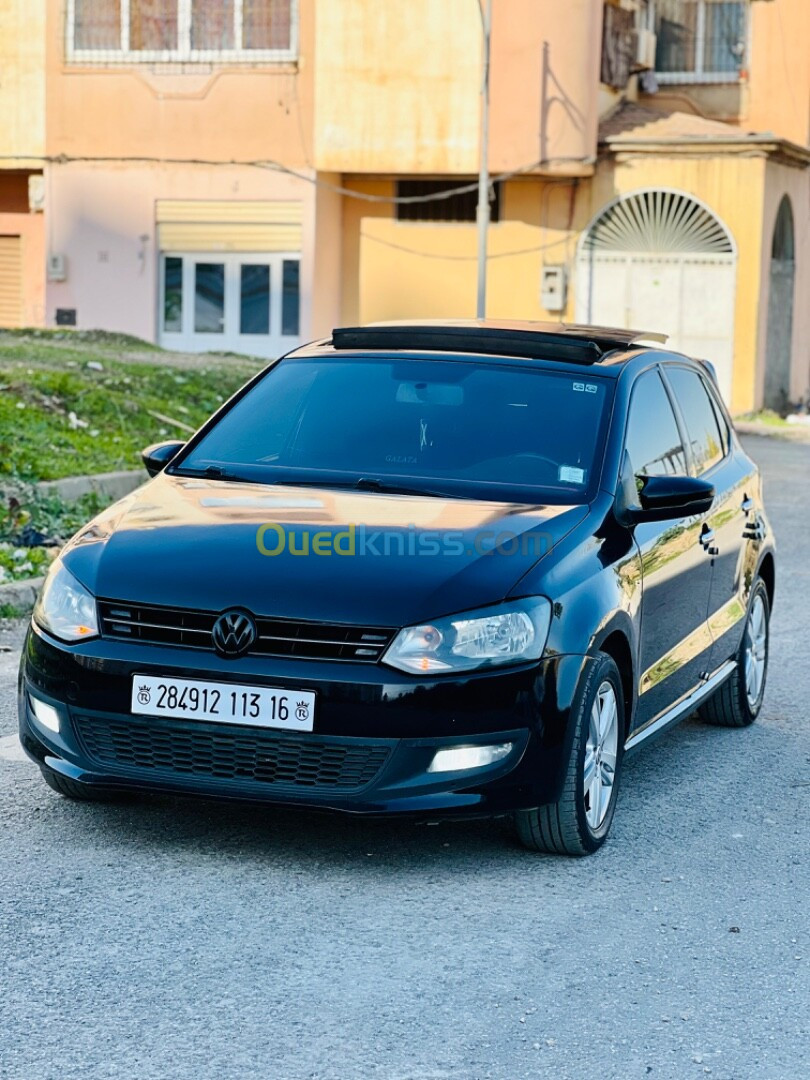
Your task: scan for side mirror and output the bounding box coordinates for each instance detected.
[629,474,715,523]
[142,440,185,478]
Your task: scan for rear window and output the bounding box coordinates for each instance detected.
[176,356,613,503]
[665,366,725,476]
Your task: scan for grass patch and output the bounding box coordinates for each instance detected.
[0,487,119,582]
[736,409,790,428]
[0,329,261,482]
[0,602,25,619]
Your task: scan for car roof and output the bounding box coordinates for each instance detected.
[287,319,671,371]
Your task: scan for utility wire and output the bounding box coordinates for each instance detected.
[0,153,592,205]
[360,229,574,262]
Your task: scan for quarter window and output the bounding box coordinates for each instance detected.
[625,370,688,478]
[69,0,297,61]
[665,367,725,476]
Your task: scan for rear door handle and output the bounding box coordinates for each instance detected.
[700,527,719,556]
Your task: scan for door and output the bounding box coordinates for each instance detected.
[579,253,736,405]
[159,252,301,358]
[577,190,737,405]
[0,235,22,328]
[764,197,795,412]
[663,364,755,674]
[624,368,716,732]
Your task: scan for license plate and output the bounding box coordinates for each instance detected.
[131,675,315,732]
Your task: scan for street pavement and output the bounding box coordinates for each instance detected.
[0,435,808,1080]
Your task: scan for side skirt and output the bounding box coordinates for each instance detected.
[624,660,737,757]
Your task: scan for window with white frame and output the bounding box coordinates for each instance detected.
[649,0,748,83]
[67,0,297,62]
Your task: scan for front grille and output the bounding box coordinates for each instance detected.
[98,601,396,663]
[74,714,392,791]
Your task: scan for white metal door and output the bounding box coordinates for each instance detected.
[159,252,301,359]
[576,190,737,405]
[576,252,736,404]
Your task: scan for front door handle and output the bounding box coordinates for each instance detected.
[700,526,719,556]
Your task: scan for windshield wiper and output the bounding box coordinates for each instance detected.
[173,465,255,483]
[173,467,463,499]
[270,476,462,499]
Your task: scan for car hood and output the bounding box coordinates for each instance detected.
[63,474,587,626]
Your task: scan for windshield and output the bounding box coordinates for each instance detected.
[174,356,612,503]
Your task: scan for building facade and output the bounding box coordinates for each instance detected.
[1,0,808,413]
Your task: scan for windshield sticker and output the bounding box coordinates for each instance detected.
[559,465,586,484]
[572,382,599,393]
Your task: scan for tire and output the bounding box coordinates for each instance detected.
[698,579,770,728]
[513,652,625,856]
[40,766,131,803]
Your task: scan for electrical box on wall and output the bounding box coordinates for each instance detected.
[47,254,67,282]
[28,175,45,213]
[541,265,567,313]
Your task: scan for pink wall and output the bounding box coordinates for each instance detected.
[45,164,315,340]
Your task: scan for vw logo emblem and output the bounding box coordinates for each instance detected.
[212,610,257,658]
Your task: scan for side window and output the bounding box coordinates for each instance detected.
[665,367,725,476]
[625,370,688,478]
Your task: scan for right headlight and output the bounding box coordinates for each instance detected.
[33,558,99,643]
[382,597,552,675]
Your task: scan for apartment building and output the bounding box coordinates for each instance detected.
[1,0,808,412]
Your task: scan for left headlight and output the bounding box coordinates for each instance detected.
[382,597,552,676]
[33,559,99,643]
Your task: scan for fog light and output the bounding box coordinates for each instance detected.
[30,695,61,734]
[428,742,513,774]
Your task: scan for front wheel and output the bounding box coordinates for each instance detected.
[514,652,625,856]
[699,579,770,728]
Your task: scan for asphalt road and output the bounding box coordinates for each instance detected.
[1,435,807,1080]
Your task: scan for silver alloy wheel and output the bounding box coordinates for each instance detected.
[584,681,619,830]
[744,593,767,708]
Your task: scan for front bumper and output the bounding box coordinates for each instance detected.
[18,624,591,818]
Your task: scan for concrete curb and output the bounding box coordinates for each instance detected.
[36,468,148,501]
[0,577,44,613]
[736,421,810,444]
[1,471,146,612]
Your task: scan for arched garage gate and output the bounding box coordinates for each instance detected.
[576,190,737,404]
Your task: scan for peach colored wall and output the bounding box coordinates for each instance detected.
[748,0,810,148]
[45,164,312,338]
[308,172,343,339]
[0,212,46,326]
[45,0,314,166]
[489,0,602,173]
[314,0,601,175]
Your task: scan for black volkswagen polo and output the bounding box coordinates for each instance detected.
[18,322,775,854]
